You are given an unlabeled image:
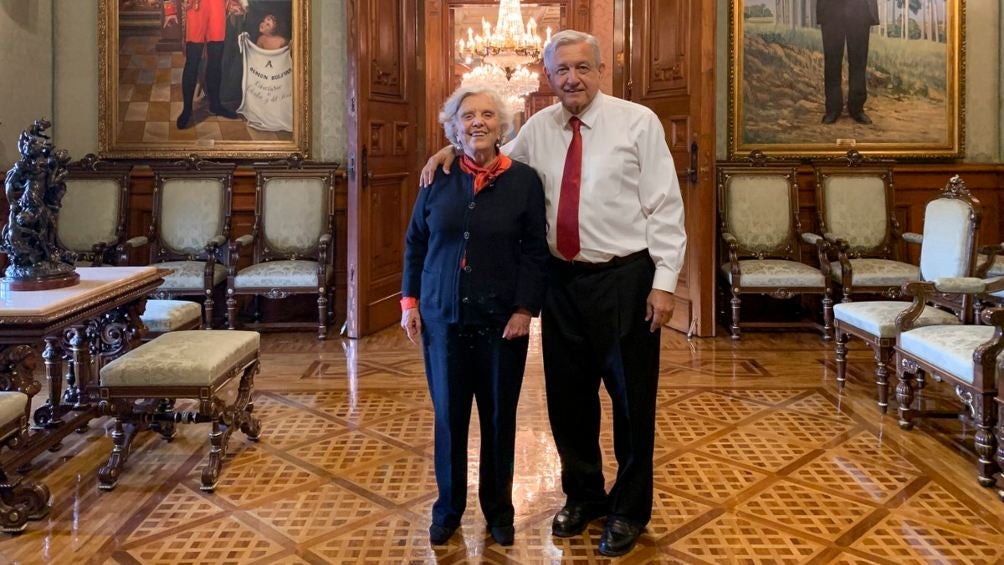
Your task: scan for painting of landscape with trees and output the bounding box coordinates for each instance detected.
[730,0,962,158]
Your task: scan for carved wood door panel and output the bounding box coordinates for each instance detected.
[623,0,716,336]
[345,0,420,337]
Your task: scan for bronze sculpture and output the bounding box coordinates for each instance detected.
[1,120,79,290]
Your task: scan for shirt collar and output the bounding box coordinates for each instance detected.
[555,91,604,131]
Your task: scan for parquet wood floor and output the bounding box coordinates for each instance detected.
[1,325,1003,564]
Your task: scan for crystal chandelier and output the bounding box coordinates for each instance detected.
[456,0,552,113]
[457,0,552,70]
[461,63,540,113]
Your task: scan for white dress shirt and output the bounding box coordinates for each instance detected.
[502,92,687,293]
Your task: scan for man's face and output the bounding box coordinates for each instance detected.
[544,42,604,115]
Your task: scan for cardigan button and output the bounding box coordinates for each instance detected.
[468,202,476,209]
[463,231,470,240]
[464,265,472,273]
[462,297,470,303]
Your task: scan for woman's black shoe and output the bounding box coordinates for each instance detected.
[429,524,457,545]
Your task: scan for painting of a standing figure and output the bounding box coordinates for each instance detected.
[100,0,309,158]
[730,0,962,158]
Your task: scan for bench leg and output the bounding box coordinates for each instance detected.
[0,470,51,533]
[236,362,261,441]
[98,406,145,491]
[201,416,233,492]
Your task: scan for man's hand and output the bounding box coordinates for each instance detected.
[502,309,532,340]
[401,308,422,345]
[645,289,675,332]
[419,146,457,187]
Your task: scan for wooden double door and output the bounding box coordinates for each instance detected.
[344,0,717,338]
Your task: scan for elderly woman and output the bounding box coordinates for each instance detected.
[401,86,549,547]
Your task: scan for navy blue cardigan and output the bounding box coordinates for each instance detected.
[402,159,549,326]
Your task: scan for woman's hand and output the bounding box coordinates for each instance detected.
[419,146,458,187]
[502,309,532,340]
[401,307,422,345]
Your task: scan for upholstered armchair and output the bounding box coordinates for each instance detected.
[813,155,917,302]
[894,277,1004,488]
[718,161,833,340]
[58,154,146,266]
[832,175,981,413]
[148,156,236,328]
[226,157,337,339]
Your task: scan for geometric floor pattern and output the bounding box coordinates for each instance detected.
[0,326,1002,564]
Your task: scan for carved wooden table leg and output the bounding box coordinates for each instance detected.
[834,331,849,391]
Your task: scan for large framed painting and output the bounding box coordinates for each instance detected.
[100,0,310,158]
[729,0,964,158]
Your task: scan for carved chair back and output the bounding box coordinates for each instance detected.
[814,163,897,259]
[58,154,132,265]
[252,162,336,264]
[149,157,235,263]
[918,176,981,283]
[717,165,802,262]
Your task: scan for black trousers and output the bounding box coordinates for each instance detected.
[422,321,528,529]
[821,17,872,116]
[541,253,660,526]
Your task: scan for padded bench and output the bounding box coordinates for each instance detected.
[96,330,263,492]
[0,391,50,533]
[139,299,203,339]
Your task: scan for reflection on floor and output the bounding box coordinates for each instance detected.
[0,325,1002,564]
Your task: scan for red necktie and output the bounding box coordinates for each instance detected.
[556,117,582,261]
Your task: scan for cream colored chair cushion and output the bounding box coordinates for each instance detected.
[919,198,974,281]
[262,177,326,255]
[0,392,28,425]
[141,300,202,333]
[157,261,227,290]
[160,179,225,254]
[725,175,792,252]
[898,325,995,385]
[822,175,888,252]
[722,260,825,288]
[829,259,918,286]
[100,330,260,387]
[58,179,120,252]
[234,260,321,289]
[834,301,960,338]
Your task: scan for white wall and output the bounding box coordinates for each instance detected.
[0,0,53,166]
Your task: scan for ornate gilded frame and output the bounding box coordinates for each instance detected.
[728,0,964,159]
[98,0,311,159]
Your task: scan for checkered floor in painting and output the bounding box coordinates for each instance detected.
[0,329,1002,564]
[117,35,290,144]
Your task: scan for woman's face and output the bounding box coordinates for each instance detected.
[454,93,501,156]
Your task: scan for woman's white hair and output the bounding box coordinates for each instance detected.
[543,29,602,72]
[438,86,514,146]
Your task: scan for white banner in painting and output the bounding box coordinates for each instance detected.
[237,32,293,132]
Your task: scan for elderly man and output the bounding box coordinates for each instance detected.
[421,30,685,556]
[818,0,880,124]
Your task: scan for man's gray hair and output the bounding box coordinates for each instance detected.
[543,29,602,72]
[438,86,514,146]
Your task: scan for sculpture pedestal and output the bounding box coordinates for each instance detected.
[1,272,80,291]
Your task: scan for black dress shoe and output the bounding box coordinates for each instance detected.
[176,109,192,130]
[598,517,643,557]
[821,112,840,124]
[551,502,607,537]
[849,111,873,125]
[429,523,457,545]
[490,525,514,546]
